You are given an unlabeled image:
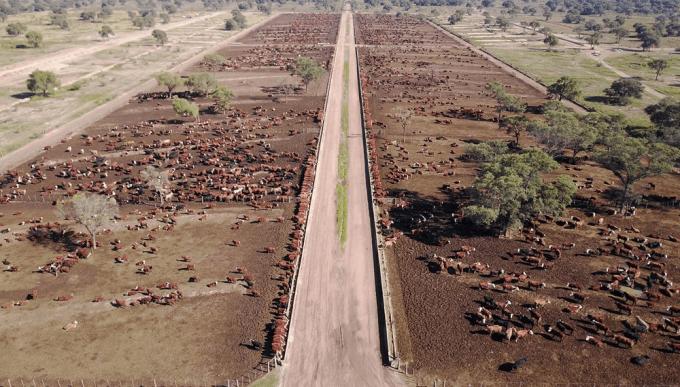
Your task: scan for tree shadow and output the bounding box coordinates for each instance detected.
[27,224,81,251]
[386,188,495,245]
[11,92,34,99]
[584,95,610,104]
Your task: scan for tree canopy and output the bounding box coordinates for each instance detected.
[172,97,199,121]
[604,78,644,105]
[186,73,218,96]
[25,30,43,48]
[596,136,679,210]
[155,72,183,98]
[57,193,119,252]
[27,70,60,96]
[151,29,168,45]
[547,76,581,101]
[645,98,680,147]
[292,57,324,91]
[465,149,576,235]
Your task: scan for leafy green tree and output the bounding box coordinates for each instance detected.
[486,82,527,128]
[6,22,27,36]
[25,31,43,48]
[80,11,97,21]
[152,29,168,45]
[202,53,225,67]
[501,114,530,146]
[596,137,679,211]
[496,16,510,31]
[648,58,668,80]
[27,70,60,96]
[186,73,217,96]
[529,20,540,33]
[448,10,465,24]
[604,78,644,105]
[586,31,601,48]
[529,110,597,162]
[613,26,628,43]
[582,112,628,149]
[645,98,680,146]
[641,33,660,51]
[465,149,576,235]
[463,140,509,162]
[543,33,558,50]
[99,25,114,39]
[292,57,324,91]
[172,97,199,122]
[211,85,234,112]
[155,72,183,98]
[232,9,247,29]
[547,76,581,101]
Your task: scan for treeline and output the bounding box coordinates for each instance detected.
[0,0,189,19]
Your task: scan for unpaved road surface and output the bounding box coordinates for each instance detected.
[0,11,228,88]
[279,9,404,387]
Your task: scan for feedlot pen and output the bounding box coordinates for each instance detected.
[0,13,339,384]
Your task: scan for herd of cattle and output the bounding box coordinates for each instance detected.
[356,12,680,378]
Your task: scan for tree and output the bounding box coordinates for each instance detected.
[645,99,680,146]
[141,166,171,205]
[186,73,217,96]
[543,9,552,21]
[225,19,237,31]
[486,82,527,128]
[25,31,43,48]
[155,72,183,98]
[80,11,97,22]
[465,149,576,235]
[99,25,114,39]
[528,20,540,33]
[202,53,225,67]
[543,33,558,50]
[172,97,199,121]
[57,193,119,252]
[152,29,168,45]
[586,31,601,48]
[613,26,628,43]
[232,9,247,29]
[6,22,27,36]
[547,76,581,101]
[604,78,644,105]
[496,16,510,32]
[641,33,660,51]
[160,12,170,24]
[596,137,679,211]
[395,108,414,144]
[292,57,324,91]
[27,70,60,96]
[529,110,596,162]
[211,85,234,112]
[449,10,465,24]
[463,140,509,162]
[500,114,530,146]
[648,58,668,80]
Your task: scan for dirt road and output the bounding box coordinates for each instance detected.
[0,14,276,173]
[0,11,229,88]
[279,9,404,387]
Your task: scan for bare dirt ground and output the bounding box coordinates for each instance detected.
[0,13,338,383]
[357,13,680,386]
[280,10,404,387]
